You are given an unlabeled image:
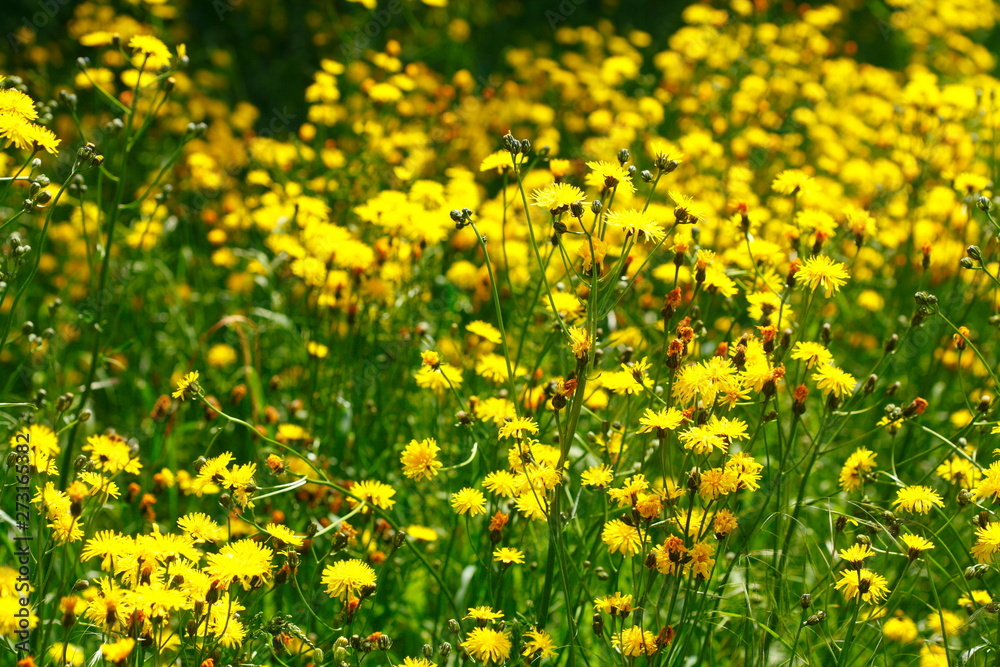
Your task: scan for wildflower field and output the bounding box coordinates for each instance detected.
[3,0,1000,665]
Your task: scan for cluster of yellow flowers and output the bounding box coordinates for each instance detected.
[2,0,1000,666]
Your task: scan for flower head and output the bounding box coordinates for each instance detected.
[321,559,377,601]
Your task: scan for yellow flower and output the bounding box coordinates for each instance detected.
[796,255,850,297]
[321,559,377,600]
[498,416,539,440]
[601,519,642,556]
[891,485,944,514]
[466,320,502,344]
[581,464,614,488]
[205,539,274,589]
[461,627,512,664]
[586,160,635,194]
[811,364,856,398]
[493,547,525,565]
[790,341,833,368]
[101,638,136,664]
[883,613,918,643]
[348,480,397,511]
[612,626,658,657]
[465,605,503,622]
[400,438,443,480]
[531,182,585,213]
[172,371,201,400]
[834,568,889,604]
[900,533,934,560]
[128,34,172,69]
[604,208,665,243]
[522,628,557,658]
[451,488,487,516]
[771,169,814,196]
[264,522,305,548]
[838,543,876,566]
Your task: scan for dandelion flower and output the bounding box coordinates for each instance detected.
[812,364,856,398]
[838,543,876,566]
[465,606,503,622]
[797,255,849,297]
[451,488,487,516]
[531,182,584,213]
[604,208,665,243]
[891,485,944,514]
[900,533,934,560]
[321,559,377,600]
[172,371,201,400]
[101,638,136,664]
[498,416,539,440]
[400,438,443,480]
[461,627,512,664]
[493,547,525,565]
[612,626,659,657]
[586,160,635,194]
[522,628,557,658]
[834,568,889,604]
[637,407,685,433]
[883,613,918,643]
[348,480,397,511]
[602,519,642,556]
[790,341,833,368]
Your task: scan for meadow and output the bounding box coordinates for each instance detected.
[2,0,1000,665]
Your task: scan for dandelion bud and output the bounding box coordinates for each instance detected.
[627,165,637,178]
[422,645,434,659]
[792,384,808,415]
[965,564,988,580]
[448,619,461,634]
[35,189,52,205]
[978,511,990,529]
[804,610,826,626]
[56,392,74,412]
[960,257,975,269]
[641,169,653,182]
[977,394,992,413]
[800,594,812,609]
[501,133,517,153]
[378,634,393,651]
[886,381,900,397]
[312,649,325,664]
[570,201,584,218]
[884,334,897,354]
[967,245,984,262]
[820,323,831,346]
[617,148,630,165]
[591,199,603,214]
[186,619,199,637]
[391,530,407,549]
[592,613,605,637]
[439,642,452,658]
[76,56,90,70]
[219,493,231,509]
[520,139,531,154]
[977,196,992,211]
[958,489,973,506]
[595,566,609,581]
[864,374,877,395]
